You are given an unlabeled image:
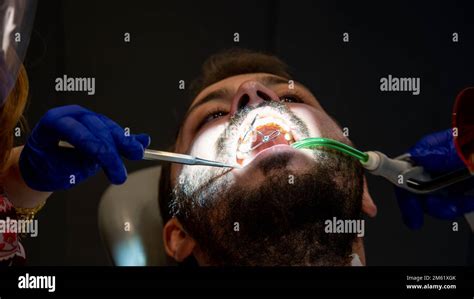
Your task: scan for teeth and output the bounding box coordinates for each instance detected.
[236,149,247,160]
[238,140,252,153]
[254,116,290,133]
[236,113,296,166]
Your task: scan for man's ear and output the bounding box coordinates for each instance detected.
[163,218,196,262]
[362,176,377,217]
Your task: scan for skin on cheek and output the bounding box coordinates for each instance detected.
[171,121,229,185]
[291,106,347,142]
[187,124,225,160]
[171,119,228,185]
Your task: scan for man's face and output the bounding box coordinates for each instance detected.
[168,73,373,266]
[172,73,349,184]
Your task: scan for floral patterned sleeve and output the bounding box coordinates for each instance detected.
[0,190,26,266]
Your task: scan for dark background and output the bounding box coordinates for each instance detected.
[20,0,474,265]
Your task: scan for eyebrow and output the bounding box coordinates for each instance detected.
[185,75,292,118]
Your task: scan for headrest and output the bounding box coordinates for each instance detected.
[98,166,176,266]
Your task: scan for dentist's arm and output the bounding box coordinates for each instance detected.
[4,105,150,208]
[1,146,51,208]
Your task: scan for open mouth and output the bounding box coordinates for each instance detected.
[236,113,297,166]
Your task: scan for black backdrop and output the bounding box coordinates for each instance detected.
[20,0,474,265]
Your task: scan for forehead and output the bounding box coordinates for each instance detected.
[190,73,289,109]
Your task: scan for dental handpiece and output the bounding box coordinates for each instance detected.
[362,151,472,194]
[58,141,240,169]
[292,138,473,194]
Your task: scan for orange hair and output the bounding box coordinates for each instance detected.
[0,65,28,177]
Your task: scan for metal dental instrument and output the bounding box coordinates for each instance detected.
[245,129,281,153]
[262,130,281,143]
[143,149,240,168]
[58,141,240,168]
[241,113,259,142]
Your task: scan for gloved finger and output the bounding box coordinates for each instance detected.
[96,114,149,160]
[394,188,424,229]
[53,116,127,184]
[118,133,152,160]
[133,133,151,149]
[68,113,129,183]
[409,129,465,173]
[78,113,116,147]
[41,105,94,125]
[424,195,461,220]
[449,195,474,215]
[113,134,148,161]
[31,105,99,147]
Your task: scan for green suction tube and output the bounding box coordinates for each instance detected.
[291,137,369,163]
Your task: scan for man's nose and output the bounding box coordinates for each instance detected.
[229,81,280,116]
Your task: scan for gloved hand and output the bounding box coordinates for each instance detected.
[395,129,474,229]
[19,105,151,191]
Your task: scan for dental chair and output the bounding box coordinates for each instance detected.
[98,166,176,266]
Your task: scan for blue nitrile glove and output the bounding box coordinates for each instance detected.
[395,129,474,229]
[19,105,151,191]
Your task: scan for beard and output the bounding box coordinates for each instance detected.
[170,103,364,266]
[171,149,364,266]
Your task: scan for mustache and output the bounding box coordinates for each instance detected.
[229,100,296,131]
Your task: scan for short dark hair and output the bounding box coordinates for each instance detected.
[159,48,292,224]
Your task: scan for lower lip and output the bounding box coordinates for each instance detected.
[240,144,299,168]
